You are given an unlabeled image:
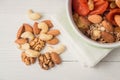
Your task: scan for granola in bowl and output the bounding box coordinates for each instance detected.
[66,0,120,48]
[72,0,120,44]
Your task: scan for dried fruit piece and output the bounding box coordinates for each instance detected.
[114,15,120,27]
[43,20,53,28]
[88,0,94,10]
[17,25,24,39]
[47,30,60,36]
[115,0,120,8]
[46,38,59,45]
[76,16,91,32]
[33,22,40,35]
[73,0,90,16]
[88,14,102,23]
[106,8,120,26]
[73,13,79,23]
[15,39,27,45]
[50,52,61,64]
[89,0,108,15]
[101,20,113,32]
[101,32,115,43]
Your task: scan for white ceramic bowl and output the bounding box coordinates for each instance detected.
[66,0,120,48]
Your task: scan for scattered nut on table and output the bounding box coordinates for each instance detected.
[15,18,66,70]
[27,9,41,20]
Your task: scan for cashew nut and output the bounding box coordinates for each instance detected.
[25,49,40,57]
[21,43,30,50]
[47,44,66,55]
[27,9,41,20]
[16,43,30,50]
[21,31,34,41]
[38,22,48,33]
[39,33,53,41]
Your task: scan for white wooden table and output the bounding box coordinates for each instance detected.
[0,0,120,80]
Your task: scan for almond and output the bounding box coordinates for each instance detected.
[102,20,113,32]
[23,23,33,33]
[33,22,40,35]
[47,30,60,36]
[46,38,59,45]
[43,20,53,28]
[50,52,61,64]
[88,14,102,23]
[101,32,115,43]
[15,39,27,45]
[114,15,120,27]
[17,25,24,39]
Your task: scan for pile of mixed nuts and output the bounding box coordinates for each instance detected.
[15,10,66,70]
[73,0,120,43]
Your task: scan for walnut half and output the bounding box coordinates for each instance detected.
[29,37,45,51]
[21,52,36,65]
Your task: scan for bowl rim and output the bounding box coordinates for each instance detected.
[66,0,120,48]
